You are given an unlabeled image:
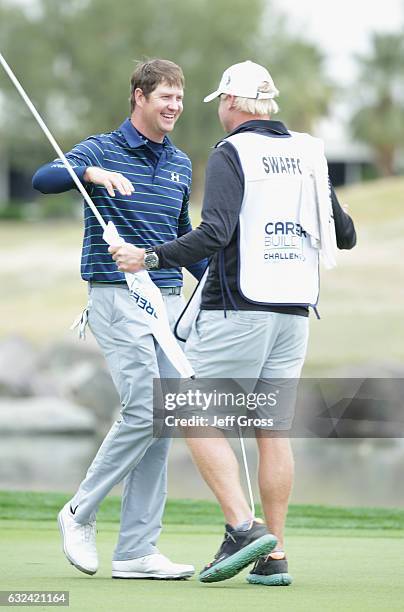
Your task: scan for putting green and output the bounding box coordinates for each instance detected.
[1,520,403,612]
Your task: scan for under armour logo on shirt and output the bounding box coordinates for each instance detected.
[171,172,180,182]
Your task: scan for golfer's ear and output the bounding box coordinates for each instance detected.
[227,95,236,110]
[134,88,146,107]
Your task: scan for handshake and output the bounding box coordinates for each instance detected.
[108,243,146,273]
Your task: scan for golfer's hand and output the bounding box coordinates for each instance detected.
[83,167,135,197]
[109,244,146,273]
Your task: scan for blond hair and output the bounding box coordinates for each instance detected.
[230,81,279,116]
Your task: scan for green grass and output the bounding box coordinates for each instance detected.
[337,176,404,226]
[1,491,404,531]
[0,492,404,612]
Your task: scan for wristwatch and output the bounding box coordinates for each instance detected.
[144,248,160,271]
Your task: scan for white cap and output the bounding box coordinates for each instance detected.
[203,60,278,103]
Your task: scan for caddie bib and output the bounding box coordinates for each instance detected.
[224,131,333,306]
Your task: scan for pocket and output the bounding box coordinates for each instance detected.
[193,310,204,339]
[225,311,254,329]
[194,310,217,339]
[87,286,116,332]
[230,311,275,328]
[167,294,186,330]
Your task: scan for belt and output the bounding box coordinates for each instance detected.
[89,282,181,296]
[159,286,182,295]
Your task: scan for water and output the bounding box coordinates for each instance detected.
[1,434,403,508]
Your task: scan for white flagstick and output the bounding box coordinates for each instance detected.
[0,52,106,230]
[0,52,194,378]
[238,426,255,518]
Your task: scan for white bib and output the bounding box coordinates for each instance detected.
[225,131,336,306]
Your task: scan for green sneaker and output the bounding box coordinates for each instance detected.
[199,521,277,584]
[247,553,292,586]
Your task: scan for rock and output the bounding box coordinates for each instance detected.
[0,336,39,396]
[29,370,62,397]
[39,341,104,371]
[0,338,122,429]
[63,362,120,424]
[0,396,96,434]
[30,341,119,424]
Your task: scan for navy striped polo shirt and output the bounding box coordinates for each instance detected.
[34,118,206,286]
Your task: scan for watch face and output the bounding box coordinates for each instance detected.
[144,251,159,270]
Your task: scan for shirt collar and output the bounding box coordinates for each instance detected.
[118,118,175,152]
[226,119,290,138]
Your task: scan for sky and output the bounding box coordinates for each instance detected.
[271,0,404,151]
[273,0,404,84]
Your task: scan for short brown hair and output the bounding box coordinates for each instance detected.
[130,58,184,113]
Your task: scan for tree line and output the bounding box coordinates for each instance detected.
[0,0,403,189]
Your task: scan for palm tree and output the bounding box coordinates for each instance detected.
[350,32,404,176]
[271,39,335,133]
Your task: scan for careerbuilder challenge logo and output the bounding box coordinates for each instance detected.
[263,220,306,262]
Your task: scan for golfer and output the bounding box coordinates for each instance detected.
[32,58,206,579]
[110,60,357,585]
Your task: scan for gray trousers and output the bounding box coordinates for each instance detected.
[70,285,183,561]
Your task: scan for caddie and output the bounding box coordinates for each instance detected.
[110,60,357,585]
[32,58,207,580]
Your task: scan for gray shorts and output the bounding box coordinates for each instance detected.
[184,310,309,430]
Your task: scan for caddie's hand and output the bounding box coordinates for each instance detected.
[108,244,146,273]
[83,167,135,197]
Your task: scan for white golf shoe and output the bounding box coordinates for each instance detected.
[57,503,98,575]
[112,553,195,579]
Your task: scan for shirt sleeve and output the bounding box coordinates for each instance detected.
[155,143,244,268]
[176,194,209,280]
[32,136,105,194]
[330,182,357,249]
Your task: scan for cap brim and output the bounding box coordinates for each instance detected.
[203,90,221,103]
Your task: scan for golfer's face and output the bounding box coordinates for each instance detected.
[141,82,183,139]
